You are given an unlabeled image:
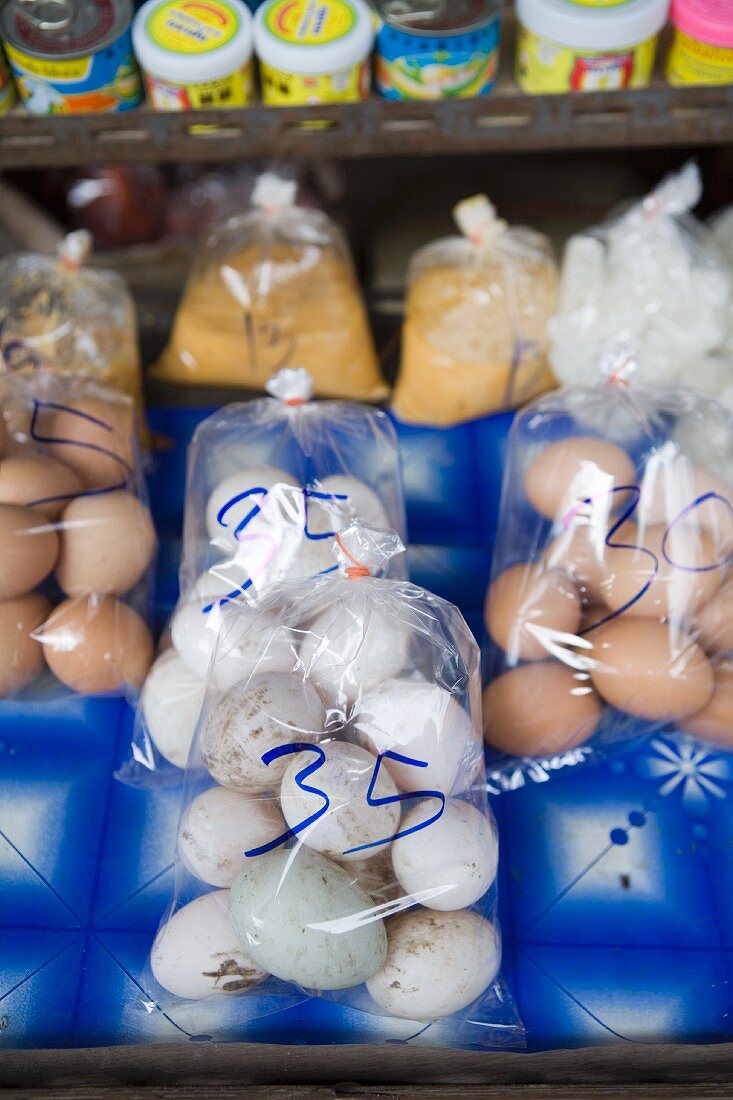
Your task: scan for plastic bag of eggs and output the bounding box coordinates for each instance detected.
[125,368,407,784]
[0,372,155,699]
[145,537,517,1038]
[482,371,733,787]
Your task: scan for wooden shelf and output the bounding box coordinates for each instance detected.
[0,78,732,168]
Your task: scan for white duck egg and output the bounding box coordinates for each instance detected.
[141,648,207,769]
[178,785,286,887]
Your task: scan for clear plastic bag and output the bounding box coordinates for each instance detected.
[138,524,522,1049]
[153,173,387,402]
[0,369,155,700]
[392,194,558,427]
[124,369,407,784]
[482,355,733,790]
[0,231,144,412]
[550,163,732,399]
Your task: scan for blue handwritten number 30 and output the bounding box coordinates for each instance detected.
[244,744,446,858]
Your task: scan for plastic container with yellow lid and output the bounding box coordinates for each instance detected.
[253,0,373,105]
[516,0,669,93]
[133,0,254,110]
[667,0,733,85]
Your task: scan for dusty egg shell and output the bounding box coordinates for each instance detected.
[600,522,724,622]
[280,741,400,863]
[483,662,603,757]
[206,465,298,548]
[590,618,713,723]
[200,672,328,793]
[485,563,581,662]
[366,909,501,1020]
[391,799,498,911]
[0,591,50,697]
[44,397,135,491]
[353,678,482,797]
[40,595,154,694]
[524,437,635,522]
[299,604,410,708]
[151,889,267,1000]
[229,847,387,990]
[141,648,208,768]
[170,596,296,689]
[0,503,59,599]
[178,785,286,887]
[56,490,156,597]
[0,454,82,520]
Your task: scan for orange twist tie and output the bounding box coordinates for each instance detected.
[285,397,307,407]
[335,534,370,580]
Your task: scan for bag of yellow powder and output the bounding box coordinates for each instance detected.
[0,230,143,412]
[393,195,559,427]
[154,174,387,402]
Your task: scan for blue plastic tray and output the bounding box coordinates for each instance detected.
[2,407,732,1051]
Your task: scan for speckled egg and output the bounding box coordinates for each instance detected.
[280,741,400,862]
[179,785,286,887]
[353,677,481,796]
[229,847,387,990]
[56,490,156,597]
[141,648,208,768]
[151,890,267,1000]
[200,672,327,792]
[391,799,498,911]
[366,909,501,1020]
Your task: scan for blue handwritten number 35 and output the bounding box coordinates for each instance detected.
[244,744,446,858]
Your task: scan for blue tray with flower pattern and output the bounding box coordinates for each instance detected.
[2,406,732,1053]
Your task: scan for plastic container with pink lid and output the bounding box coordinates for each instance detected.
[667,0,733,85]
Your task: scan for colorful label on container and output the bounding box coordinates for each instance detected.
[0,54,16,114]
[146,0,240,54]
[375,17,500,99]
[260,57,368,102]
[516,24,657,93]
[5,30,142,113]
[144,57,253,106]
[667,29,733,85]
[264,0,357,45]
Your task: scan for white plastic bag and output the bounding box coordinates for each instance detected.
[123,369,407,784]
[551,163,732,403]
[138,524,522,1048]
[483,355,733,789]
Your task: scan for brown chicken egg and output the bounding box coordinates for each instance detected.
[684,659,733,747]
[589,618,713,722]
[483,662,603,756]
[485,564,582,662]
[0,503,59,599]
[637,458,733,549]
[40,595,154,694]
[544,520,615,606]
[56,491,156,597]
[600,522,723,621]
[0,592,50,696]
[42,397,135,491]
[0,454,83,520]
[694,578,733,656]
[525,437,635,522]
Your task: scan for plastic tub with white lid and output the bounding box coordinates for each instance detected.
[516,0,670,93]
